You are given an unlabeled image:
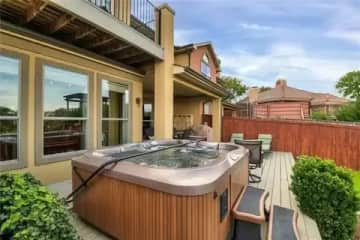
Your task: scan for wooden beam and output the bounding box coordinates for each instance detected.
[24,0,47,23]
[68,27,96,42]
[49,14,75,34]
[116,50,143,60]
[101,44,131,55]
[84,37,114,49]
[126,55,152,65]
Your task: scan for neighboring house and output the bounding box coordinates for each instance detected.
[0,1,227,183]
[250,79,349,120]
[255,79,312,119]
[236,87,260,118]
[310,93,349,116]
[222,102,238,117]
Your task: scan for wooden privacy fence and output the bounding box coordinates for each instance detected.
[222,117,360,170]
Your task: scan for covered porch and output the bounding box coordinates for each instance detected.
[142,65,227,142]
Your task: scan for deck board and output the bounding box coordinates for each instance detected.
[250,151,322,240]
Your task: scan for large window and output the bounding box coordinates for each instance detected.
[0,55,20,164]
[38,63,89,162]
[201,54,211,79]
[100,80,129,146]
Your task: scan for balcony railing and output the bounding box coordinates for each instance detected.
[88,0,159,42]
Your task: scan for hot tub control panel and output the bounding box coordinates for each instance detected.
[220,188,228,222]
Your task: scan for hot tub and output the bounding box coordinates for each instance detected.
[72,139,249,240]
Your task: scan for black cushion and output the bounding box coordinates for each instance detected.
[236,186,264,216]
[270,205,298,240]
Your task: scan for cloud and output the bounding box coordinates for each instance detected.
[327,30,360,45]
[325,1,360,45]
[174,29,203,45]
[238,23,273,31]
[219,43,360,94]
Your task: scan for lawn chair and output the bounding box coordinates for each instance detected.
[230,133,244,143]
[234,140,263,183]
[257,134,272,153]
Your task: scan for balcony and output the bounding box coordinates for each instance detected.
[0,0,164,66]
[88,0,158,41]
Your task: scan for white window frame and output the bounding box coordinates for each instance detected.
[0,50,28,171]
[201,54,211,79]
[35,59,93,165]
[97,74,132,147]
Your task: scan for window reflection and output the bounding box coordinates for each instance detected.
[42,65,88,156]
[0,55,19,161]
[44,65,88,117]
[44,120,86,155]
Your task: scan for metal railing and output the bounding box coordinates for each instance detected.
[87,0,159,41]
[131,0,158,37]
[88,0,112,13]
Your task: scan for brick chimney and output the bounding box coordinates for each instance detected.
[275,79,287,88]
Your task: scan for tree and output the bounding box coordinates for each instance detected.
[219,76,247,103]
[336,71,360,100]
[258,86,272,93]
[336,98,360,122]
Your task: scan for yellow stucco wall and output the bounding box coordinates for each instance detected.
[173,77,222,142]
[0,31,143,184]
[153,5,175,139]
[212,98,222,142]
[174,98,204,126]
[174,52,189,67]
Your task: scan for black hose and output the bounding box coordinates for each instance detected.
[66,140,196,203]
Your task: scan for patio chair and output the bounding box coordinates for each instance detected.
[257,134,272,153]
[232,186,269,240]
[230,133,244,143]
[268,205,299,240]
[234,140,263,183]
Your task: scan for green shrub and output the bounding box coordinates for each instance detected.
[352,171,360,209]
[290,155,358,240]
[336,98,360,122]
[0,173,79,240]
[311,110,333,120]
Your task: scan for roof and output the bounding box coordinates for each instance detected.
[310,93,349,106]
[256,79,349,106]
[174,42,221,71]
[173,65,228,97]
[237,96,250,104]
[222,102,238,110]
[257,85,312,103]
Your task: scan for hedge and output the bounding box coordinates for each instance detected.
[290,155,358,240]
[0,173,79,240]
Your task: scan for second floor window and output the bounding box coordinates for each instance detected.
[201,54,211,79]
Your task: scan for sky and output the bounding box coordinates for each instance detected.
[155,0,360,95]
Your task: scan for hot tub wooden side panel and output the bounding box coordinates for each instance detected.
[73,168,231,240]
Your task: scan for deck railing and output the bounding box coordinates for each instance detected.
[88,0,159,41]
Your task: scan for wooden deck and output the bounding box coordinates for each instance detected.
[250,151,322,240]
